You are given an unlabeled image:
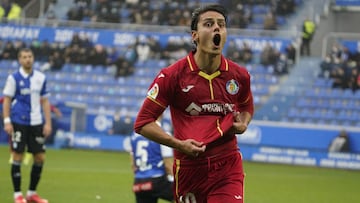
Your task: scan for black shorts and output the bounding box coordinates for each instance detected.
[11,123,46,154]
[133,175,174,203]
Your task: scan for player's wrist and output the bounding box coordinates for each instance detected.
[3,117,11,124]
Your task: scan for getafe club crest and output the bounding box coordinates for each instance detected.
[226,79,239,95]
[147,83,159,99]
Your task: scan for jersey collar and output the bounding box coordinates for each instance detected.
[19,66,33,78]
[186,51,229,72]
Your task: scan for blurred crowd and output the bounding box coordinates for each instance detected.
[0,0,301,79]
[319,43,360,92]
[0,32,296,78]
[227,39,296,75]
[0,0,22,22]
[45,0,301,30]
[0,33,193,78]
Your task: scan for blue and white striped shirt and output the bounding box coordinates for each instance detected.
[130,121,173,179]
[3,67,49,126]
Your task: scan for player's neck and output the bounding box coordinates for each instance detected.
[194,52,221,74]
[21,66,33,74]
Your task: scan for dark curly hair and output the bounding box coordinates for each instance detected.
[190,4,228,31]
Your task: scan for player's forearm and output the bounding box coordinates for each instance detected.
[239,111,252,125]
[163,157,173,175]
[41,99,52,125]
[139,122,182,150]
[2,96,11,121]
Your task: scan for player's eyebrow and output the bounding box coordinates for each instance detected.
[202,17,225,22]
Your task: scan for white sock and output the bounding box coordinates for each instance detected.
[14,192,23,198]
[27,190,36,196]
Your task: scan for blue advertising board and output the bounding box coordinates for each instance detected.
[240,145,360,170]
[53,122,360,170]
[0,24,292,53]
[53,130,130,152]
[238,123,360,153]
[340,40,359,54]
[335,0,360,6]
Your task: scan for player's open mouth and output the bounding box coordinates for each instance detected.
[213,34,221,47]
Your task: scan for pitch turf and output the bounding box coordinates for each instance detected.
[1,145,360,203]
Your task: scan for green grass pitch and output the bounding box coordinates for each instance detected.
[1,145,360,203]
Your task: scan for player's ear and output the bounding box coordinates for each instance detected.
[191,31,198,45]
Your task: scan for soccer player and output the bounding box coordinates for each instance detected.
[3,48,52,203]
[130,116,174,203]
[1,97,61,165]
[134,4,254,203]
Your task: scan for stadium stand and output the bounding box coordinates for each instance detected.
[1,0,360,130]
[43,0,303,29]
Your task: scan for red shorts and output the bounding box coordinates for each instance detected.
[174,150,244,203]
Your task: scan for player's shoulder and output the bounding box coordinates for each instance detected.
[162,56,188,74]
[32,69,47,79]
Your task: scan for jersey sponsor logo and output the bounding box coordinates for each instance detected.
[234,195,242,200]
[226,79,239,95]
[185,102,202,116]
[179,192,196,203]
[182,85,194,92]
[20,88,34,95]
[185,102,235,116]
[158,73,165,78]
[148,83,159,99]
[35,136,45,144]
[132,182,153,192]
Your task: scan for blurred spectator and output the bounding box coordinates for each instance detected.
[329,62,349,89]
[328,130,350,153]
[147,36,162,59]
[0,0,22,22]
[276,0,296,16]
[88,44,108,66]
[348,61,360,92]
[260,43,279,67]
[161,38,191,61]
[319,54,333,78]
[135,37,151,62]
[38,40,52,62]
[300,17,316,56]
[263,12,277,30]
[285,42,296,65]
[40,50,65,72]
[226,39,241,62]
[2,40,17,60]
[274,53,288,75]
[239,41,253,64]
[113,56,134,78]
[108,111,134,136]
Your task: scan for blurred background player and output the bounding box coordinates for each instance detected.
[1,97,62,164]
[130,115,174,203]
[3,48,51,203]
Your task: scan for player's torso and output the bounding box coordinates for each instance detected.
[11,71,45,124]
[14,71,44,103]
[173,69,241,117]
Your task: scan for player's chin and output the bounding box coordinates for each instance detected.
[208,47,222,55]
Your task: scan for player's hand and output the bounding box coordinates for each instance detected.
[178,139,206,157]
[4,123,14,136]
[230,111,248,134]
[43,123,52,138]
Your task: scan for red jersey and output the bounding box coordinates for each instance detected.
[135,52,254,159]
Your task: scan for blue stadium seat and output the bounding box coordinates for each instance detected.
[276,16,286,26]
